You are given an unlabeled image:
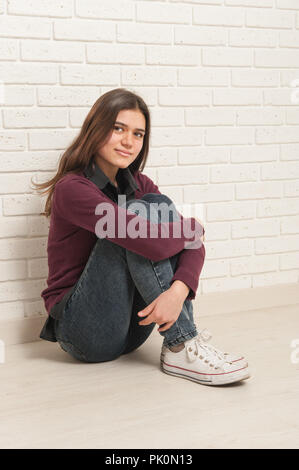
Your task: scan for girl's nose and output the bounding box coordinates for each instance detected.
[122,132,133,146]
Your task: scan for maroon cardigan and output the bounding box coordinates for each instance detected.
[41,170,205,315]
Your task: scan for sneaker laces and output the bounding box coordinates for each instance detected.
[185,334,227,369]
[197,328,232,361]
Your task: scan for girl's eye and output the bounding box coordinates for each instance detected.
[114,126,143,138]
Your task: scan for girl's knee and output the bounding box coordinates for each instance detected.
[141,193,173,205]
[82,340,127,363]
[58,333,127,363]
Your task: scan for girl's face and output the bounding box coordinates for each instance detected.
[96,109,146,180]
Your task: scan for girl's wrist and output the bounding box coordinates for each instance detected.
[170,280,190,301]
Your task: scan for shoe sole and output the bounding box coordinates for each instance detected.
[160,352,249,373]
[161,351,248,368]
[160,360,251,386]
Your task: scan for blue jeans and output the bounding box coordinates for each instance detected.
[55,193,198,363]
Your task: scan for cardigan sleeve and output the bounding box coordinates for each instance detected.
[170,244,205,301]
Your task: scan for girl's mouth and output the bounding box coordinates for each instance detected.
[115,149,132,157]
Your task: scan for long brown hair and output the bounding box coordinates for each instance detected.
[31,88,151,218]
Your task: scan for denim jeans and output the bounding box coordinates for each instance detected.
[55,193,198,363]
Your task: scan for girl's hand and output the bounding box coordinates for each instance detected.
[138,289,185,333]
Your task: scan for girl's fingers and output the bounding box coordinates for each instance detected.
[158,321,174,332]
[138,311,147,317]
[138,300,156,317]
[138,307,152,317]
[138,313,155,326]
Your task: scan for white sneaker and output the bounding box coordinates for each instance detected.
[196,328,248,367]
[161,328,248,367]
[160,334,250,386]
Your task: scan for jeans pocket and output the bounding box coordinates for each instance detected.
[57,339,88,363]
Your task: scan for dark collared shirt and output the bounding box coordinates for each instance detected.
[39,160,205,342]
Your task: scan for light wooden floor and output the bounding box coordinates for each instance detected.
[0,303,298,449]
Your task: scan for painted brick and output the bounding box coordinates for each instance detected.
[117,22,172,44]
[184,183,234,203]
[159,88,211,106]
[136,2,191,24]
[202,47,253,66]
[229,28,276,47]
[231,145,278,162]
[0,216,28,237]
[232,69,279,87]
[256,127,299,144]
[87,44,144,64]
[158,165,209,186]
[280,253,299,270]
[211,163,259,182]
[0,172,37,194]
[186,108,235,126]
[2,86,34,106]
[0,132,26,151]
[0,16,51,38]
[257,198,299,217]
[122,67,176,86]
[236,181,283,199]
[231,218,280,238]
[0,279,46,302]
[3,108,67,128]
[0,39,18,60]
[28,130,78,150]
[38,87,100,106]
[0,151,60,172]
[175,26,227,46]
[21,40,84,62]
[8,0,73,17]
[179,68,229,86]
[0,238,47,260]
[61,65,119,85]
[0,63,57,84]
[226,0,273,6]
[230,254,278,277]
[0,260,27,281]
[280,144,299,161]
[277,0,299,10]
[194,5,244,26]
[255,49,299,68]
[152,127,203,147]
[252,270,298,288]
[178,147,230,165]
[213,89,262,105]
[28,258,48,278]
[207,201,256,221]
[54,19,114,41]
[236,108,283,125]
[76,0,133,20]
[206,127,254,145]
[246,9,294,29]
[146,46,198,66]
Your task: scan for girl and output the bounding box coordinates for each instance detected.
[35,88,250,386]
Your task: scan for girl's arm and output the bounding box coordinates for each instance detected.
[53,175,203,264]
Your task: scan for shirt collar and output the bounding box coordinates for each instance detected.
[83,158,139,196]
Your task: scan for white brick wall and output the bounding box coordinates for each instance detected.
[0,0,298,319]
